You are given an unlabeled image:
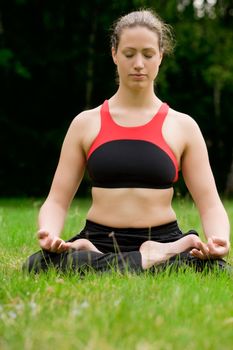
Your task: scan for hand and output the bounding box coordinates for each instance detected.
[37,229,72,253]
[190,236,230,260]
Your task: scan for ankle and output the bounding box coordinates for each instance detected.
[188,234,201,248]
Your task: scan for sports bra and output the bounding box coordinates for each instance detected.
[86,100,178,189]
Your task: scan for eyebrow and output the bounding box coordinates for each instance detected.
[123,47,156,51]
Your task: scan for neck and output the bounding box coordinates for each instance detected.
[111,85,160,108]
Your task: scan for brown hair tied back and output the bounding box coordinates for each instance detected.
[110,9,175,55]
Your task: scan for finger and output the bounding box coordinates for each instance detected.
[211,237,228,246]
[205,238,229,258]
[54,242,65,253]
[40,239,53,250]
[207,238,216,255]
[196,241,210,256]
[208,246,227,258]
[50,238,63,252]
[190,249,208,260]
[207,238,224,256]
[50,239,71,253]
[56,241,71,253]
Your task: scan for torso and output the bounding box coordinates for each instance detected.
[77,98,187,228]
[88,187,176,228]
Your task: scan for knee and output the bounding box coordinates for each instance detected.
[22,251,46,273]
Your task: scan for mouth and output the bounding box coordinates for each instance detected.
[129,74,147,80]
[129,74,146,76]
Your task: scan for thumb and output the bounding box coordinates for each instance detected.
[211,236,228,246]
[207,237,215,250]
[37,230,49,239]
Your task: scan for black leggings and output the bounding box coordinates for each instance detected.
[23,220,228,274]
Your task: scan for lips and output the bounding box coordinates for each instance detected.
[130,74,146,77]
[129,74,147,79]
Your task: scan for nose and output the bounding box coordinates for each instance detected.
[133,53,144,70]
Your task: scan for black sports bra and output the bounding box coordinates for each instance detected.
[86,100,178,189]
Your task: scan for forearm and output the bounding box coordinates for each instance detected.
[200,204,230,243]
[38,199,68,237]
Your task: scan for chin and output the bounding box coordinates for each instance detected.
[129,79,148,87]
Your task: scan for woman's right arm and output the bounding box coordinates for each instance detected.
[37,115,87,252]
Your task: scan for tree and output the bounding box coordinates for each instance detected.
[0,0,233,195]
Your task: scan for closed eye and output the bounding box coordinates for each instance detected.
[144,54,153,58]
[125,54,134,58]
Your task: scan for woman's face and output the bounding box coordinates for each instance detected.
[112,26,163,90]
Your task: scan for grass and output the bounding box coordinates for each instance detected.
[0,197,233,350]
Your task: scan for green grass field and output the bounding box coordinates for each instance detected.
[0,197,233,350]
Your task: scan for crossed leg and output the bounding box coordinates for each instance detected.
[69,234,204,270]
[139,234,203,269]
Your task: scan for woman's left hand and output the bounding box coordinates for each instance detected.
[190,237,230,259]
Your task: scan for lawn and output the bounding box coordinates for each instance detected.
[0,197,233,350]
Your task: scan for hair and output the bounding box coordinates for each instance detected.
[110,9,175,55]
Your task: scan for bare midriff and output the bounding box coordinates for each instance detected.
[86,187,177,228]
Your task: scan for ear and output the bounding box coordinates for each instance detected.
[111,47,118,65]
[159,51,163,66]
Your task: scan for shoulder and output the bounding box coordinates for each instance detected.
[62,104,103,152]
[167,106,203,137]
[71,104,102,129]
[65,104,103,143]
[168,106,198,126]
[163,105,206,158]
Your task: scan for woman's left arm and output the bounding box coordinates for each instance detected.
[181,116,230,259]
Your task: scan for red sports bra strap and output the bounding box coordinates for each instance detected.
[101,100,169,128]
[100,100,109,123]
[149,102,169,128]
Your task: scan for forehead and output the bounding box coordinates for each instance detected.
[118,26,159,49]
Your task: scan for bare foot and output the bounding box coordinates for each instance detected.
[69,238,103,254]
[139,234,204,270]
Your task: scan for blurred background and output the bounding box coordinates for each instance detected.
[0,0,233,197]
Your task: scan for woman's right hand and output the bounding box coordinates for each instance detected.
[37,229,72,253]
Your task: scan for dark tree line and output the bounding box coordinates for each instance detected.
[0,0,233,196]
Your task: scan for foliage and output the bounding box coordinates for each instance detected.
[0,0,233,195]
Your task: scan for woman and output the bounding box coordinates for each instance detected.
[24,9,230,273]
